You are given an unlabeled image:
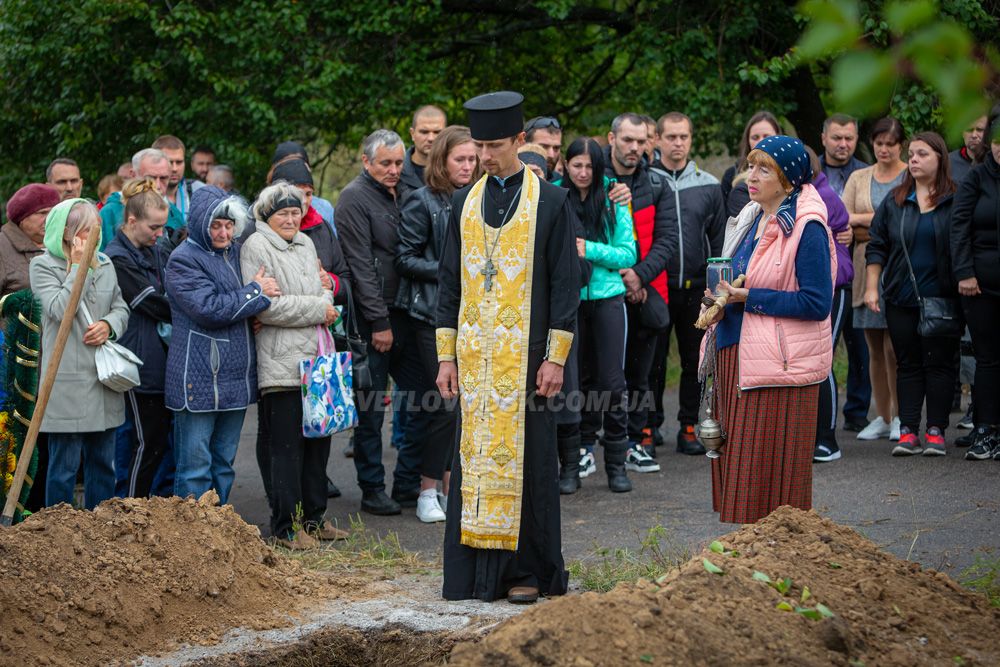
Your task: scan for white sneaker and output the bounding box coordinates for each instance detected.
[625,446,661,473]
[416,491,446,523]
[856,416,890,440]
[437,491,448,514]
[889,417,901,441]
[579,448,597,478]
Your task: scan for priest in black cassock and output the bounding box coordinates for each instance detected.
[435,91,580,604]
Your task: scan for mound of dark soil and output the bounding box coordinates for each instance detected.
[448,506,1000,666]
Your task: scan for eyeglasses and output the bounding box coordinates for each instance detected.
[525,116,561,133]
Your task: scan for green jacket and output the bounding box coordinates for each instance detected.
[556,176,637,300]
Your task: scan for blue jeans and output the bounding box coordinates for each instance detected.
[46,429,117,510]
[173,409,246,505]
[842,308,872,422]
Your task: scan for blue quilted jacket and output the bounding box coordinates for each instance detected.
[164,186,270,412]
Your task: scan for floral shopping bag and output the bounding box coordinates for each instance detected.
[301,326,358,438]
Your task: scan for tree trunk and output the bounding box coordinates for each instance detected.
[785,67,828,153]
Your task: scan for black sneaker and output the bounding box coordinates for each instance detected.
[327,476,342,498]
[955,431,975,447]
[361,490,402,515]
[842,419,867,433]
[813,442,841,462]
[957,405,974,430]
[966,426,996,461]
[391,486,420,508]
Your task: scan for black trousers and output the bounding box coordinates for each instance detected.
[124,391,172,498]
[624,304,659,442]
[411,317,457,479]
[256,390,330,539]
[963,293,1000,424]
[816,287,849,445]
[354,310,432,494]
[649,286,704,431]
[885,303,959,433]
[579,296,628,444]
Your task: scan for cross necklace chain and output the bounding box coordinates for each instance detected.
[480,183,523,292]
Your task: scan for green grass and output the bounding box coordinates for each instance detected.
[960,551,1000,607]
[568,525,690,592]
[280,514,429,576]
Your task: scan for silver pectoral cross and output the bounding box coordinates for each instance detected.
[481,259,498,292]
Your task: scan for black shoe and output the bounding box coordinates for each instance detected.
[361,490,401,515]
[327,476,342,498]
[842,419,867,433]
[965,426,997,461]
[813,441,842,462]
[602,437,632,493]
[955,431,975,447]
[343,443,354,458]
[676,426,706,455]
[557,439,581,496]
[391,486,420,508]
[651,428,665,448]
[957,404,974,430]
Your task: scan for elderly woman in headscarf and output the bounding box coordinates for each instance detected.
[29,199,129,509]
[165,186,279,505]
[240,182,344,550]
[703,136,836,524]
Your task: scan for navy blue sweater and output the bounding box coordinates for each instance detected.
[717,216,832,350]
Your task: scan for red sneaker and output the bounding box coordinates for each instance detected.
[892,432,923,456]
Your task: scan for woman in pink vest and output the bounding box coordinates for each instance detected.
[705,136,836,524]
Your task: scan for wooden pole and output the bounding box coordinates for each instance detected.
[1,224,100,526]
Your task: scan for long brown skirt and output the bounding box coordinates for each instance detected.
[710,344,819,524]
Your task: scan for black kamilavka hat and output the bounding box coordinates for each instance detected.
[464,91,525,141]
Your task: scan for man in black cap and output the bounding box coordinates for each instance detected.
[435,91,579,605]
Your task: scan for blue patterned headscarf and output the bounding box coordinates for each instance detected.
[752,135,813,236]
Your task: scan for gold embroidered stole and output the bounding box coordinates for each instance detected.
[455,169,540,551]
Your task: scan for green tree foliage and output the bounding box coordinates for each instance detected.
[0,1,996,204]
[795,0,999,142]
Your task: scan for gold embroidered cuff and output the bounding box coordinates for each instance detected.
[545,329,574,366]
[436,327,458,361]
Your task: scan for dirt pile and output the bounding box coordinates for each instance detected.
[0,492,348,667]
[449,506,1000,666]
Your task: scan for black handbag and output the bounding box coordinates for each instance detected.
[898,214,963,338]
[332,282,373,389]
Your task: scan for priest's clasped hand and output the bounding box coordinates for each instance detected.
[535,360,563,397]
[437,360,459,399]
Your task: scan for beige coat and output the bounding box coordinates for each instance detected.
[29,252,130,433]
[0,222,44,297]
[843,165,905,306]
[843,167,876,307]
[240,221,333,390]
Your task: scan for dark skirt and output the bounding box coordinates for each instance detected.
[710,344,818,524]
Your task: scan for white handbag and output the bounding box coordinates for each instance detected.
[80,302,143,392]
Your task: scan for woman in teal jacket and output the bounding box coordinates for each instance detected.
[560,137,638,492]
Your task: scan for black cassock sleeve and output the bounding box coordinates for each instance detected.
[546,195,580,333]
[435,190,465,331]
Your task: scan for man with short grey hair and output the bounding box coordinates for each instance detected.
[100,148,183,250]
[206,164,235,192]
[337,129,428,517]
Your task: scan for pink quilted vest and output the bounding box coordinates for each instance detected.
[738,184,836,390]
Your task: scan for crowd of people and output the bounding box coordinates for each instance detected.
[2,96,998,559]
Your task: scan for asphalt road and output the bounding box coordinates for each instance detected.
[228,394,1000,578]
